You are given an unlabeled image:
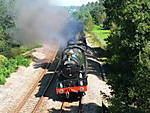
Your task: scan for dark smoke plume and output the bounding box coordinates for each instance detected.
[13,0,83,47]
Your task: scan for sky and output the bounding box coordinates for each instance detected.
[55,0,98,6]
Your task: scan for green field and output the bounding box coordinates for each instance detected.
[92,25,110,45]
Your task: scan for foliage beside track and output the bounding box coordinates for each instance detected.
[0,55,29,84]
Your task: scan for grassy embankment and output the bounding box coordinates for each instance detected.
[86,25,111,63]
[92,25,110,46]
[86,25,110,48]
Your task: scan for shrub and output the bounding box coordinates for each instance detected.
[0,56,30,85]
[0,75,6,85]
[0,55,7,65]
[10,46,29,58]
[15,56,30,67]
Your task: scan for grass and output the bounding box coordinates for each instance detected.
[86,25,111,63]
[92,25,110,46]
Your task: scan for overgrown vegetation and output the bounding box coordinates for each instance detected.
[0,0,30,85]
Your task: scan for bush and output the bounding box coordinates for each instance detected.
[15,56,30,67]
[10,46,29,58]
[0,56,30,85]
[0,75,6,85]
[0,55,7,65]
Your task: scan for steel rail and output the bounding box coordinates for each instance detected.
[31,48,59,113]
[14,46,58,113]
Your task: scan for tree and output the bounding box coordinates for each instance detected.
[73,0,106,31]
[90,5,106,25]
[104,0,150,112]
[73,9,94,31]
[0,0,15,57]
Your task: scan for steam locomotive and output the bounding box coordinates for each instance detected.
[56,39,88,98]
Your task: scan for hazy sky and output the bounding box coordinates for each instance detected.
[55,0,98,6]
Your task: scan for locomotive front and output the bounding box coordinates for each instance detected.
[56,43,88,98]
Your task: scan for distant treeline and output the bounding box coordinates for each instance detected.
[63,6,80,13]
[72,0,106,31]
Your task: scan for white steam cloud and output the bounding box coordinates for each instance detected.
[13,0,83,47]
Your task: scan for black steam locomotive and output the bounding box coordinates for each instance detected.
[56,40,88,98]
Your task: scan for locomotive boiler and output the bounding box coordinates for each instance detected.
[56,41,88,98]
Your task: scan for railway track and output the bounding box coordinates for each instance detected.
[59,96,83,113]
[14,46,58,113]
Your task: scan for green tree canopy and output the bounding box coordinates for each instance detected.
[0,0,16,57]
[73,0,106,31]
[104,0,150,112]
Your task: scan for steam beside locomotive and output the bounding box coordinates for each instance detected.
[56,40,88,98]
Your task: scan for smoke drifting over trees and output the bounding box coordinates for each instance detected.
[13,0,83,46]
